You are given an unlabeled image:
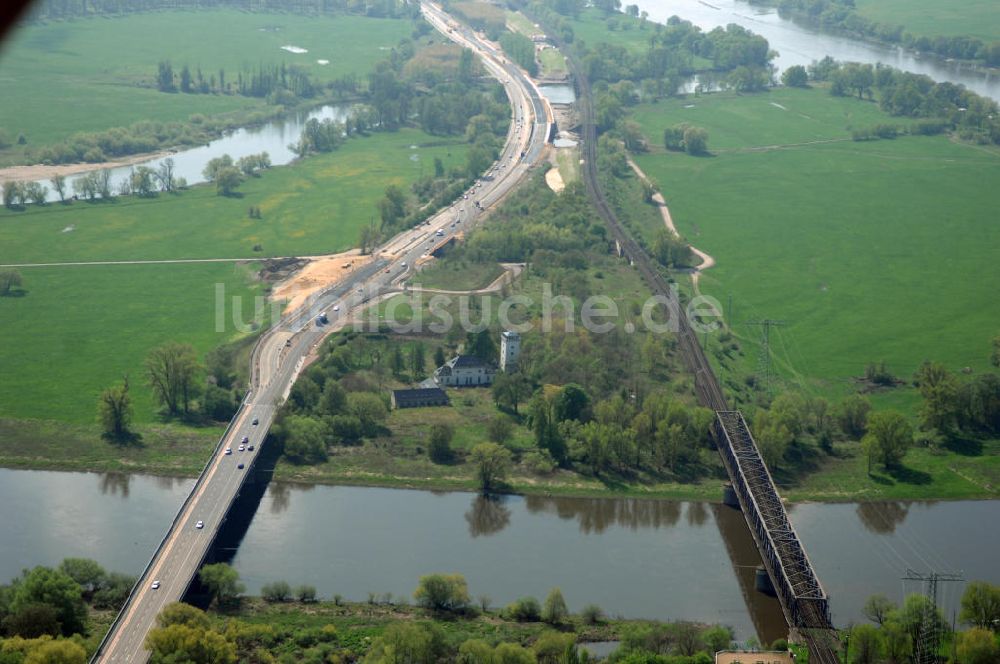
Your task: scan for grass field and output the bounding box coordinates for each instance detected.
[0,131,469,263]
[854,0,1000,43]
[0,261,263,423]
[413,259,505,291]
[0,10,411,153]
[631,88,1000,406]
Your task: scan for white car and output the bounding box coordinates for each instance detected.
[333,305,340,312]
[195,520,204,529]
[238,444,245,452]
[151,581,160,590]
[224,448,232,455]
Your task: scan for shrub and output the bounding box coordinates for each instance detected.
[505,596,541,622]
[581,604,604,625]
[413,573,470,612]
[261,580,291,602]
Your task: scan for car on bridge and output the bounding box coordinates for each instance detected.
[237,463,245,470]
[252,418,259,425]
[151,581,160,590]
[224,448,232,455]
[195,520,204,529]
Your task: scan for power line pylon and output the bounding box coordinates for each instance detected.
[746,319,786,393]
[902,569,964,664]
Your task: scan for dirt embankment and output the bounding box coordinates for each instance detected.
[269,250,372,313]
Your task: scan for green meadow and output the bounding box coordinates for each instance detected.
[0,10,411,152]
[0,261,263,424]
[631,88,1000,404]
[853,0,1000,43]
[0,130,468,263]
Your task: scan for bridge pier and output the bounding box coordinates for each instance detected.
[722,482,740,509]
[755,565,777,596]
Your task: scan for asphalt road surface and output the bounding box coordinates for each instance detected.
[92,4,551,661]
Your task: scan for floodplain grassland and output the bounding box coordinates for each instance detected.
[0,130,469,263]
[0,10,411,159]
[632,87,1000,402]
[412,258,506,291]
[852,0,1000,43]
[0,261,263,424]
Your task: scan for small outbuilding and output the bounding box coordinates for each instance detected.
[391,387,450,409]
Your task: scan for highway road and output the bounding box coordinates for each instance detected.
[92,4,551,661]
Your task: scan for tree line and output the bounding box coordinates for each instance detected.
[29,0,416,21]
[847,583,1000,664]
[155,60,318,101]
[764,0,1000,66]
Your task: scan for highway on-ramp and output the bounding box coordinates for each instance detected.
[92,4,550,661]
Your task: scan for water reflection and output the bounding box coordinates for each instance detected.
[856,502,913,535]
[686,502,709,527]
[465,495,511,537]
[98,472,130,498]
[523,495,682,533]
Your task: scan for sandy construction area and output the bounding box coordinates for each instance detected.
[270,249,372,313]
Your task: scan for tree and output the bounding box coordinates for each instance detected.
[850,624,883,664]
[0,269,23,296]
[541,587,568,624]
[295,585,317,602]
[470,443,511,494]
[261,580,291,602]
[378,184,407,228]
[2,181,23,208]
[156,601,211,630]
[390,344,406,378]
[214,167,243,196]
[492,372,531,414]
[50,174,67,202]
[365,622,447,664]
[505,597,541,622]
[146,342,200,415]
[914,360,960,435]
[553,384,591,423]
[130,166,156,197]
[145,623,237,664]
[428,423,454,464]
[838,394,872,439]
[10,566,87,636]
[98,376,134,441]
[348,392,388,436]
[198,563,243,606]
[487,414,513,444]
[683,126,708,155]
[180,64,192,93]
[960,581,1000,630]
[156,158,176,192]
[413,573,470,612]
[282,414,328,463]
[782,65,809,87]
[410,342,426,379]
[157,60,175,92]
[202,155,234,182]
[862,593,895,626]
[957,627,1000,664]
[22,639,87,664]
[863,410,913,469]
[23,182,47,206]
[58,558,106,598]
[3,603,61,638]
[992,335,1000,368]
[434,346,447,368]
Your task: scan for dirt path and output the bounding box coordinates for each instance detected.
[0,150,175,183]
[626,157,716,293]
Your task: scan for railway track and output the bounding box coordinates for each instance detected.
[528,8,843,660]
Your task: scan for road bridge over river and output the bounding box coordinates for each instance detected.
[91,3,551,660]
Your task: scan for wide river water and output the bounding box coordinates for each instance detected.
[34,103,352,202]
[2,468,997,643]
[632,0,1000,102]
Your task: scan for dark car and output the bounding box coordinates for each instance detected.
[252,418,259,425]
[248,445,255,452]
[241,436,248,444]
[237,463,245,470]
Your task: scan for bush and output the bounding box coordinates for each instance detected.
[524,450,557,475]
[413,573,470,612]
[296,585,317,602]
[542,588,568,624]
[581,604,604,625]
[261,580,291,602]
[428,423,454,463]
[505,596,541,622]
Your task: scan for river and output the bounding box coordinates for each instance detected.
[631,0,1000,102]
[2,468,997,644]
[33,103,352,202]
